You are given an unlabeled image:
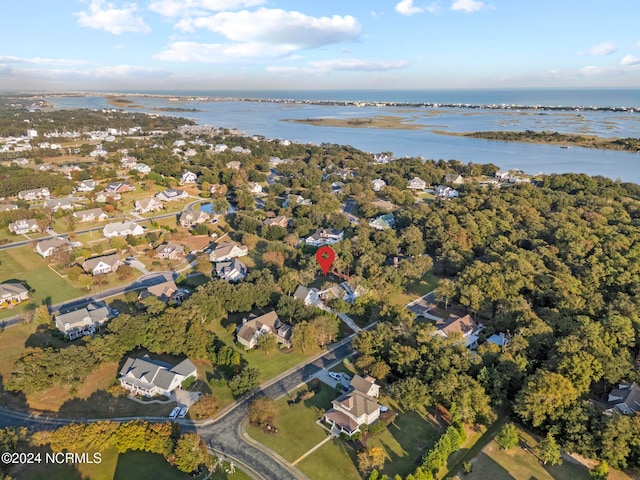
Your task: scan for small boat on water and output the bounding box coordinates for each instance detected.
[560,146,570,149]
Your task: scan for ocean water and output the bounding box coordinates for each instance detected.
[49,89,640,183]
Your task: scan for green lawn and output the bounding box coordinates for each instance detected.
[391,271,439,307]
[296,438,361,480]
[0,246,84,320]
[368,409,442,479]
[246,382,335,463]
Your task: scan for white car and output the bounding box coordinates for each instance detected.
[169,407,181,419]
[328,371,341,381]
[178,407,189,419]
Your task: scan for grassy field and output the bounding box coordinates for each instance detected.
[390,271,439,306]
[0,246,84,319]
[451,424,634,480]
[296,438,361,480]
[246,382,336,463]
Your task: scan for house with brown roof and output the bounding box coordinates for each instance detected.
[350,375,380,398]
[105,182,134,194]
[262,216,289,228]
[134,197,163,214]
[82,254,122,275]
[139,279,183,304]
[407,177,427,190]
[73,208,108,223]
[236,311,292,349]
[434,314,481,349]
[155,242,185,260]
[36,237,72,258]
[324,390,381,436]
[179,210,210,228]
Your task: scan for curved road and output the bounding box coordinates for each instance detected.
[0,341,354,480]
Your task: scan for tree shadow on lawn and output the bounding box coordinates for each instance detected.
[25,323,71,349]
[58,389,174,419]
[0,373,30,412]
[459,451,516,480]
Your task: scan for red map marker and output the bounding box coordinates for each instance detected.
[316,246,335,275]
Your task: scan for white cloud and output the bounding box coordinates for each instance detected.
[307,58,410,72]
[149,0,266,17]
[76,0,151,34]
[0,55,86,66]
[621,55,640,66]
[155,41,296,62]
[451,0,485,13]
[175,8,361,49]
[92,65,170,77]
[582,42,617,56]
[395,0,439,15]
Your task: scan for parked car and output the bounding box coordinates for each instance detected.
[328,371,341,381]
[340,373,352,382]
[178,407,189,419]
[169,407,181,419]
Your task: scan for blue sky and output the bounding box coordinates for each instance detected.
[1,0,639,91]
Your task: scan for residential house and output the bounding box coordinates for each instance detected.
[407,177,427,190]
[8,219,40,234]
[134,197,163,214]
[350,375,380,398]
[76,180,97,192]
[105,182,134,194]
[293,286,319,306]
[324,383,381,436]
[305,228,344,247]
[434,314,482,349]
[156,189,188,202]
[214,144,228,153]
[132,163,151,174]
[283,194,312,208]
[372,179,386,192]
[604,383,640,415]
[0,204,18,212]
[55,302,110,340]
[435,185,459,199]
[226,160,241,170]
[95,192,121,203]
[209,242,248,262]
[180,171,198,184]
[0,282,29,308]
[331,181,345,194]
[18,187,51,201]
[139,279,183,304]
[444,173,464,185]
[369,213,395,230]
[248,182,263,194]
[209,183,224,196]
[236,311,292,349]
[486,333,509,349]
[82,253,123,275]
[155,242,185,260]
[103,221,144,238]
[179,210,210,228]
[262,216,289,228]
[494,170,512,181]
[36,237,72,258]
[43,197,81,212]
[216,259,247,283]
[73,208,108,223]
[120,156,138,169]
[373,153,393,163]
[370,199,396,212]
[119,354,197,398]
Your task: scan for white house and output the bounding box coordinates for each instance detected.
[216,259,247,283]
[226,160,242,170]
[0,282,30,308]
[180,171,198,184]
[324,379,381,436]
[293,286,319,306]
[248,182,263,194]
[209,242,248,262]
[82,253,123,275]
[76,180,97,192]
[55,303,110,340]
[132,163,151,174]
[179,210,210,228]
[407,177,427,190]
[156,189,188,202]
[435,185,459,199]
[119,354,197,398]
[36,237,72,258]
[372,179,386,192]
[155,242,185,260]
[44,198,80,212]
[120,156,138,169]
[18,188,51,201]
[305,228,344,247]
[134,197,163,214]
[444,173,464,185]
[8,219,40,234]
[103,221,144,238]
[73,208,108,223]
